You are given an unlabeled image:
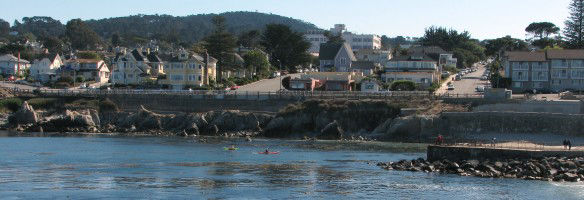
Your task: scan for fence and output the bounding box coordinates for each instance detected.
[439,138,581,152]
[7,87,485,101]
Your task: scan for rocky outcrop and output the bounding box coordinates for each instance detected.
[9,101,38,125]
[378,157,584,182]
[318,121,344,140]
[263,100,402,138]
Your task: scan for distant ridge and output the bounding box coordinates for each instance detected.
[84,11,322,42]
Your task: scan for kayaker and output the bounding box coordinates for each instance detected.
[265,149,269,154]
[230,145,236,150]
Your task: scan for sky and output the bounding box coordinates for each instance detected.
[0,0,573,40]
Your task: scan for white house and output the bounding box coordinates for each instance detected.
[305,24,382,54]
[30,54,63,83]
[112,49,164,85]
[0,54,31,76]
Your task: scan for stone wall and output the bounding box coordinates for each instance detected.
[427,145,584,161]
[440,112,584,136]
[106,94,297,113]
[473,100,583,114]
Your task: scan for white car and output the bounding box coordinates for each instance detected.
[476,86,485,92]
[448,85,455,90]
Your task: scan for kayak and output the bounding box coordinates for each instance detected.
[224,147,239,151]
[258,151,279,154]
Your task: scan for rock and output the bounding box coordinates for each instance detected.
[185,123,199,136]
[372,118,392,134]
[384,116,421,139]
[205,124,219,135]
[10,101,38,125]
[318,121,344,140]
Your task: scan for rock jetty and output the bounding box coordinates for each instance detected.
[378,157,584,182]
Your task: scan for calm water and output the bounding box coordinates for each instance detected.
[0,136,583,200]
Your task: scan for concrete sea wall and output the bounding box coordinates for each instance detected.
[427,145,584,161]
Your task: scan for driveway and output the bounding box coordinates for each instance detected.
[237,73,301,92]
[443,64,490,95]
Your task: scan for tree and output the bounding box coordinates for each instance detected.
[484,36,528,57]
[203,15,237,81]
[42,36,64,54]
[12,17,65,38]
[565,0,584,49]
[420,26,484,68]
[243,50,271,77]
[261,24,310,71]
[0,19,9,36]
[323,31,345,44]
[237,30,261,48]
[525,22,560,39]
[111,33,121,47]
[77,52,101,60]
[390,80,417,91]
[65,19,101,50]
[381,35,391,50]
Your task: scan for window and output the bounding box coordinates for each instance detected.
[127,74,134,78]
[532,62,548,71]
[571,69,584,79]
[552,60,568,68]
[171,75,184,81]
[188,75,195,81]
[572,60,584,68]
[513,82,522,88]
[551,69,569,78]
[189,63,195,69]
[532,71,548,81]
[513,71,528,81]
[199,64,202,69]
[533,82,544,89]
[340,58,346,65]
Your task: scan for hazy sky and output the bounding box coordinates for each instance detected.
[0,0,572,40]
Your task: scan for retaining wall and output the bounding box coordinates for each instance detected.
[427,145,584,161]
[473,100,584,114]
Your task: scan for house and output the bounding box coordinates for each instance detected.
[300,72,364,91]
[503,49,584,93]
[0,54,31,76]
[30,54,63,83]
[354,49,392,65]
[360,79,381,92]
[409,46,457,67]
[382,52,440,88]
[304,24,382,54]
[319,42,357,72]
[59,59,110,84]
[111,48,164,85]
[289,78,322,91]
[221,53,247,79]
[159,50,217,90]
[351,61,381,76]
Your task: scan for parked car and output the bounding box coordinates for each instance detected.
[448,85,455,90]
[455,75,461,81]
[230,85,240,90]
[271,71,281,78]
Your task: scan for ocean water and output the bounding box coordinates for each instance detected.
[0,135,582,199]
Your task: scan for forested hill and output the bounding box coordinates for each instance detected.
[84,11,320,43]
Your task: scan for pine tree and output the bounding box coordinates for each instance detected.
[564,0,584,49]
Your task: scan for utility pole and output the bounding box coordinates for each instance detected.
[278,59,282,91]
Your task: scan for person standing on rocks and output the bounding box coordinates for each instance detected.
[563,139,568,150]
[435,134,444,145]
[568,140,572,150]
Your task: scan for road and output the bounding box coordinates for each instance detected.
[443,64,490,95]
[237,73,301,92]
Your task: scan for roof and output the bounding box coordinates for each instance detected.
[390,52,437,62]
[505,51,547,62]
[0,54,30,63]
[351,61,378,70]
[546,49,584,59]
[319,43,344,60]
[409,46,450,55]
[131,49,146,62]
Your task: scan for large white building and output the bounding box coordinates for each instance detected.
[305,24,382,54]
[0,54,31,76]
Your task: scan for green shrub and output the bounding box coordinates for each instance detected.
[0,98,23,112]
[54,82,71,88]
[390,80,417,91]
[57,76,74,84]
[75,76,85,83]
[99,98,119,112]
[27,98,59,110]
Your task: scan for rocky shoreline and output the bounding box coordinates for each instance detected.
[378,157,584,182]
